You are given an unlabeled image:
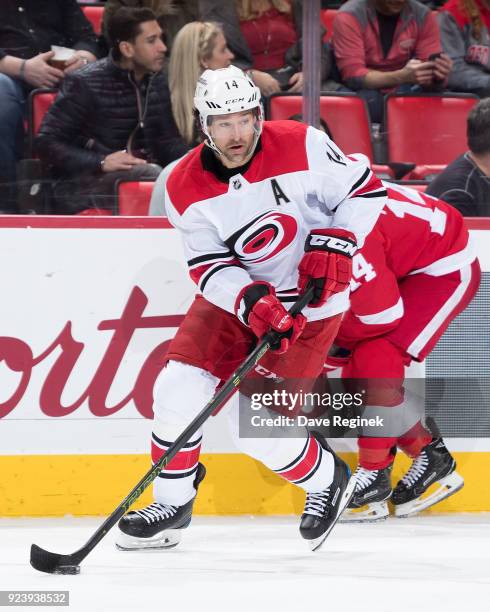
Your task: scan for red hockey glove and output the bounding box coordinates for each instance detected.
[235,281,306,354]
[298,228,357,308]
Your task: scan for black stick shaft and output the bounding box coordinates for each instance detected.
[39,287,313,567]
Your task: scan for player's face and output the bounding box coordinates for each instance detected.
[205,32,234,70]
[124,20,167,73]
[208,110,257,167]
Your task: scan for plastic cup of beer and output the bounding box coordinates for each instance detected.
[49,46,75,70]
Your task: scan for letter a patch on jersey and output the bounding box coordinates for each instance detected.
[271,178,291,206]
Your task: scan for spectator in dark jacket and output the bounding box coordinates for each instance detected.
[427,97,490,216]
[36,7,188,214]
[103,0,199,51]
[0,0,99,212]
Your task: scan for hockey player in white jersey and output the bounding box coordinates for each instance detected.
[117,66,388,551]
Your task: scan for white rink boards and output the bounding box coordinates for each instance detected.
[0,216,489,516]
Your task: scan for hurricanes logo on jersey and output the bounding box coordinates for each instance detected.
[227,211,298,264]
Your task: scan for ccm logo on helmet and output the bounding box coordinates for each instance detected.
[308,235,357,256]
[225,98,245,104]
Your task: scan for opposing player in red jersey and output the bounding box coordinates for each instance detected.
[325,182,480,521]
[116,66,387,550]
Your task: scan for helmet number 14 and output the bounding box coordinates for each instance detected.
[225,80,239,90]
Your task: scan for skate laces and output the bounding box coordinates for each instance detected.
[304,489,331,518]
[401,452,429,487]
[134,502,177,524]
[353,467,379,491]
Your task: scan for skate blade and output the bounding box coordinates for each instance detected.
[395,471,464,518]
[308,476,357,552]
[115,529,182,551]
[340,500,389,523]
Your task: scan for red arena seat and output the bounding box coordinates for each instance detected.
[116,180,155,215]
[76,208,112,216]
[386,94,478,172]
[267,93,393,178]
[268,93,375,159]
[81,5,104,36]
[408,165,447,181]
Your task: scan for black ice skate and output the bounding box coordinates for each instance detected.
[299,432,356,551]
[341,465,393,522]
[116,463,206,551]
[392,438,464,518]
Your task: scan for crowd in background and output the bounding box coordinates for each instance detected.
[1,0,490,216]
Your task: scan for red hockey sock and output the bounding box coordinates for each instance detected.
[397,421,432,458]
[358,437,397,470]
[344,338,405,470]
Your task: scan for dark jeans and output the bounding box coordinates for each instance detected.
[52,163,162,214]
[0,74,27,212]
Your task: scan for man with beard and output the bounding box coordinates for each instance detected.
[116,65,388,552]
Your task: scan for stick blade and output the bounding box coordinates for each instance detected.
[30,544,81,575]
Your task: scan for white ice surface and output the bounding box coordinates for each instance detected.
[1,515,489,612]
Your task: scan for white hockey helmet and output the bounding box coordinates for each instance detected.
[194,65,264,155]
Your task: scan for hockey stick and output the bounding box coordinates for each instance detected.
[30,286,314,574]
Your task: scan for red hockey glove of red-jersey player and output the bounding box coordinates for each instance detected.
[298,228,357,307]
[235,281,306,354]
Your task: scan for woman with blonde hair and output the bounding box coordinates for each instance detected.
[168,21,234,145]
[149,21,233,216]
[200,0,330,96]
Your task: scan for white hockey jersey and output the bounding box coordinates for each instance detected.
[165,120,387,321]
